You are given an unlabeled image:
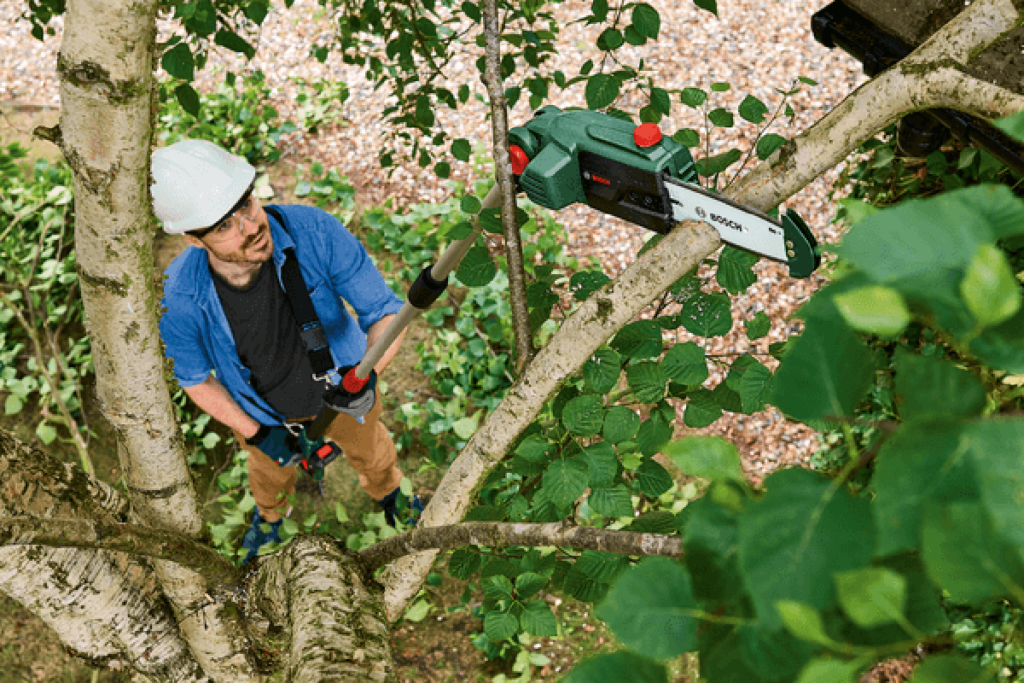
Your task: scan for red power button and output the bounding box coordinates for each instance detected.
[634,123,663,148]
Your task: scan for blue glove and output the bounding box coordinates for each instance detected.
[247,424,303,467]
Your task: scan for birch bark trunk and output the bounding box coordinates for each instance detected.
[55,0,256,677]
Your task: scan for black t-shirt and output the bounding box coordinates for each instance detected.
[211,260,325,419]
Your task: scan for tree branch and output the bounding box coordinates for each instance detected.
[0,516,241,595]
[379,0,1024,619]
[481,0,534,369]
[360,521,682,571]
[731,0,1024,212]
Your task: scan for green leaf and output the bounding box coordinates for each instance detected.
[834,285,911,337]
[961,243,1021,328]
[636,418,673,456]
[611,320,663,359]
[484,610,520,642]
[771,317,876,423]
[994,110,1024,144]
[756,133,787,160]
[452,414,479,439]
[708,108,734,128]
[582,346,622,393]
[455,244,496,286]
[460,194,481,215]
[542,457,590,507]
[744,311,770,340]
[562,395,606,437]
[623,25,646,46]
[452,138,472,162]
[665,436,743,483]
[717,245,758,294]
[626,361,666,402]
[596,27,623,51]
[586,74,620,110]
[909,653,997,683]
[794,658,860,683]
[214,30,255,59]
[834,567,907,628]
[680,87,706,108]
[603,406,640,444]
[517,435,555,463]
[174,84,201,117]
[520,600,558,636]
[589,485,634,517]
[449,548,483,580]
[893,349,985,422]
[515,572,549,599]
[563,652,668,683]
[832,185,1024,285]
[570,269,611,301]
[36,422,56,445]
[738,95,768,123]
[4,394,23,415]
[696,149,742,177]
[679,291,733,338]
[662,342,708,385]
[739,468,875,628]
[631,3,660,38]
[575,550,629,582]
[597,557,698,661]
[650,87,671,115]
[966,420,1024,551]
[161,43,195,80]
[635,458,673,497]
[482,574,514,600]
[683,494,743,601]
[683,389,722,428]
[872,420,980,557]
[673,128,700,147]
[710,82,731,92]
[737,361,772,414]
[693,0,717,15]
[580,441,618,486]
[404,598,431,623]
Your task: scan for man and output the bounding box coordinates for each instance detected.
[152,139,420,565]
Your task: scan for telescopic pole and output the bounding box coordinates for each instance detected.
[305,183,502,440]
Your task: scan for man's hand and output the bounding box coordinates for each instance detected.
[247,424,303,467]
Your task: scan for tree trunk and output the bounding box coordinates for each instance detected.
[0,430,207,680]
[379,0,1024,617]
[55,0,256,677]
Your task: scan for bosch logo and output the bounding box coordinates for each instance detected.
[695,207,707,219]
[711,214,744,233]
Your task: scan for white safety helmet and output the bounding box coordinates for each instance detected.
[151,139,256,234]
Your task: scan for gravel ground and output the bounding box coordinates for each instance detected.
[0,0,868,481]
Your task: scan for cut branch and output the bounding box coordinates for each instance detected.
[360,521,682,571]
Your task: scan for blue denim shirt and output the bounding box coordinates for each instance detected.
[158,204,403,426]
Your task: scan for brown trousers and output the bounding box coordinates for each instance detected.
[233,390,402,520]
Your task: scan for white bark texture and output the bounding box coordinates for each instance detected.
[380,0,1024,617]
[0,430,207,681]
[58,0,256,678]
[246,535,395,682]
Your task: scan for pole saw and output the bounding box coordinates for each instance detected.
[300,104,821,446]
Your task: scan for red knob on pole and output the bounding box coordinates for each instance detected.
[510,145,530,175]
[634,123,663,148]
[343,367,369,393]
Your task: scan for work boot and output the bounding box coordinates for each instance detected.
[377,487,425,528]
[241,509,283,566]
